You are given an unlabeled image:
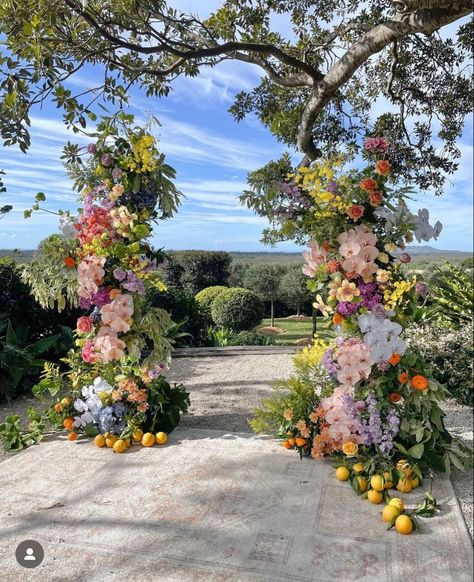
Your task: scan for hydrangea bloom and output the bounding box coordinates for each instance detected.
[357,312,406,363]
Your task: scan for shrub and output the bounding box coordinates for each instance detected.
[195,285,228,323]
[405,322,473,406]
[164,250,231,294]
[146,288,205,346]
[211,287,264,332]
[428,261,473,328]
[243,264,286,326]
[229,330,275,346]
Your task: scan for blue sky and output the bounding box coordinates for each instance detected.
[0,2,472,253]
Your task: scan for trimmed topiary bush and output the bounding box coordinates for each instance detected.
[195,285,228,323]
[211,287,264,332]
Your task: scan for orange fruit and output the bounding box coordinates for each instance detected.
[368,489,383,504]
[63,417,75,431]
[105,435,117,448]
[61,397,72,406]
[382,504,401,523]
[396,459,414,478]
[54,403,63,413]
[295,437,307,447]
[113,439,127,453]
[396,477,412,493]
[411,476,420,489]
[352,463,364,474]
[141,433,155,447]
[282,440,292,449]
[389,498,405,512]
[355,476,368,493]
[155,432,168,445]
[335,467,350,481]
[132,429,144,442]
[395,514,413,535]
[288,437,296,446]
[383,472,393,489]
[94,434,106,448]
[370,475,385,492]
[67,432,78,441]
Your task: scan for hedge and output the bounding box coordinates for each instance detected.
[211,287,264,332]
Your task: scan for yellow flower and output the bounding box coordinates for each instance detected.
[313,294,333,317]
[336,279,360,302]
[376,269,390,284]
[378,252,389,264]
[342,442,359,457]
[293,338,328,368]
[384,242,397,255]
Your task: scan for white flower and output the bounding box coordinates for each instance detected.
[92,377,113,393]
[74,398,88,413]
[73,411,95,428]
[58,214,77,238]
[411,208,443,243]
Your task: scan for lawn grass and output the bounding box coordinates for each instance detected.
[258,317,314,345]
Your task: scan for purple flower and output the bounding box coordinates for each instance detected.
[415,282,428,296]
[87,143,97,154]
[90,288,112,308]
[337,302,359,316]
[122,271,145,294]
[399,253,411,264]
[148,363,167,379]
[322,348,339,377]
[377,361,390,371]
[112,167,123,181]
[371,303,386,317]
[113,268,127,282]
[327,181,339,194]
[101,153,114,167]
[354,400,366,411]
[79,296,91,310]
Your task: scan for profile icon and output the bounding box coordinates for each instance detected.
[15,540,44,568]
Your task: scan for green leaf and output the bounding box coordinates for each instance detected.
[26,334,60,356]
[407,443,424,459]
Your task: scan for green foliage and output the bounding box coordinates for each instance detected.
[0,319,60,401]
[429,262,474,328]
[201,326,234,347]
[164,251,231,295]
[405,322,474,406]
[244,263,286,325]
[0,410,46,452]
[21,234,80,311]
[280,265,313,315]
[211,288,264,332]
[143,376,190,435]
[195,285,229,323]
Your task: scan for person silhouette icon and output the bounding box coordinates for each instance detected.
[24,548,36,561]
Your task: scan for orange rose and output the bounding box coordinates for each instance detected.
[369,191,383,206]
[64,256,76,268]
[342,441,359,457]
[388,353,401,365]
[411,375,429,391]
[389,392,402,403]
[360,178,378,191]
[398,372,409,384]
[326,259,340,273]
[375,160,391,176]
[347,204,365,221]
[332,313,344,325]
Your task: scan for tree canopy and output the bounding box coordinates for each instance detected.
[0,1,472,194]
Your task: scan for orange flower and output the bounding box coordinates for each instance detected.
[375,160,391,176]
[360,178,378,191]
[342,441,359,457]
[388,353,401,365]
[369,191,383,206]
[332,313,344,326]
[347,204,365,221]
[398,372,409,384]
[322,241,331,252]
[389,392,402,403]
[283,408,294,421]
[326,259,340,274]
[109,288,121,300]
[64,256,76,268]
[411,375,429,391]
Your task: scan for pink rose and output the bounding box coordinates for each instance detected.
[347,204,365,222]
[81,339,97,364]
[76,316,93,334]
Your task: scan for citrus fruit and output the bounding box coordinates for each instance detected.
[396,477,412,493]
[335,467,350,481]
[295,437,307,447]
[124,438,131,448]
[105,435,117,448]
[54,403,63,413]
[411,476,420,489]
[382,504,401,523]
[367,489,383,504]
[396,459,414,478]
[352,463,364,474]
[395,514,413,535]
[132,429,144,442]
[282,440,292,449]
[94,434,106,448]
[61,397,72,406]
[288,438,296,447]
[155,432,168,445]
[141,432,155,447]
[370,475,385,492]
[383,471,393,489]
[67,431,78,441]
[389,498,405,512]
[113,439,127,453]
[63,417,75,431]
[355,476,368,492]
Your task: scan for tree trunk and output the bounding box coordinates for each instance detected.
[312,305,317,338]
[271,300,275,328]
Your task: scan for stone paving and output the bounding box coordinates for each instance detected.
[0,427,472,581]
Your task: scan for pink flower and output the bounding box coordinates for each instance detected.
[76,316,93,334]
[77,255,106,299]
[81,339,97,364]
[347,204,365,221]
[100,294,134,333]
[302,241,328,277]
[94,326,126,362]
[364,137,388,153]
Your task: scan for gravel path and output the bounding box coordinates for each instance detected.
[1,351,472,537]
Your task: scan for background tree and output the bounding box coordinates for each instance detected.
[164,251,232,295]
[280,265,312,316]
[244,264,286,326]
[0,0,472,200]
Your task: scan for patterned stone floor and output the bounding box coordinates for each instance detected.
[0,428,472,581]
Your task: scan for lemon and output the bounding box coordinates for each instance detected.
[382,504,401,523]
[155,432,168,445]
[352,463,364,474]
[370,475,385,492]
[355,476,368,493]
[411,476,420,489]
[396,477,412,493]
[395,514,413,535]
[368,489,383,504]
[105,435,117,448]
[141,432,155,447]
[389,498,405,512]
[113,439,127,453]
[124,438,131,448]
[335,467,350,481]
[94,434,106,448]
[383,471,393,489]
[132,429,144,442]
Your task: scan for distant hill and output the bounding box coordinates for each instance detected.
[1,246,472,266]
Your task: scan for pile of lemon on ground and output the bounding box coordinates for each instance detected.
[335,458,432,536]
[92,428,169,453]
